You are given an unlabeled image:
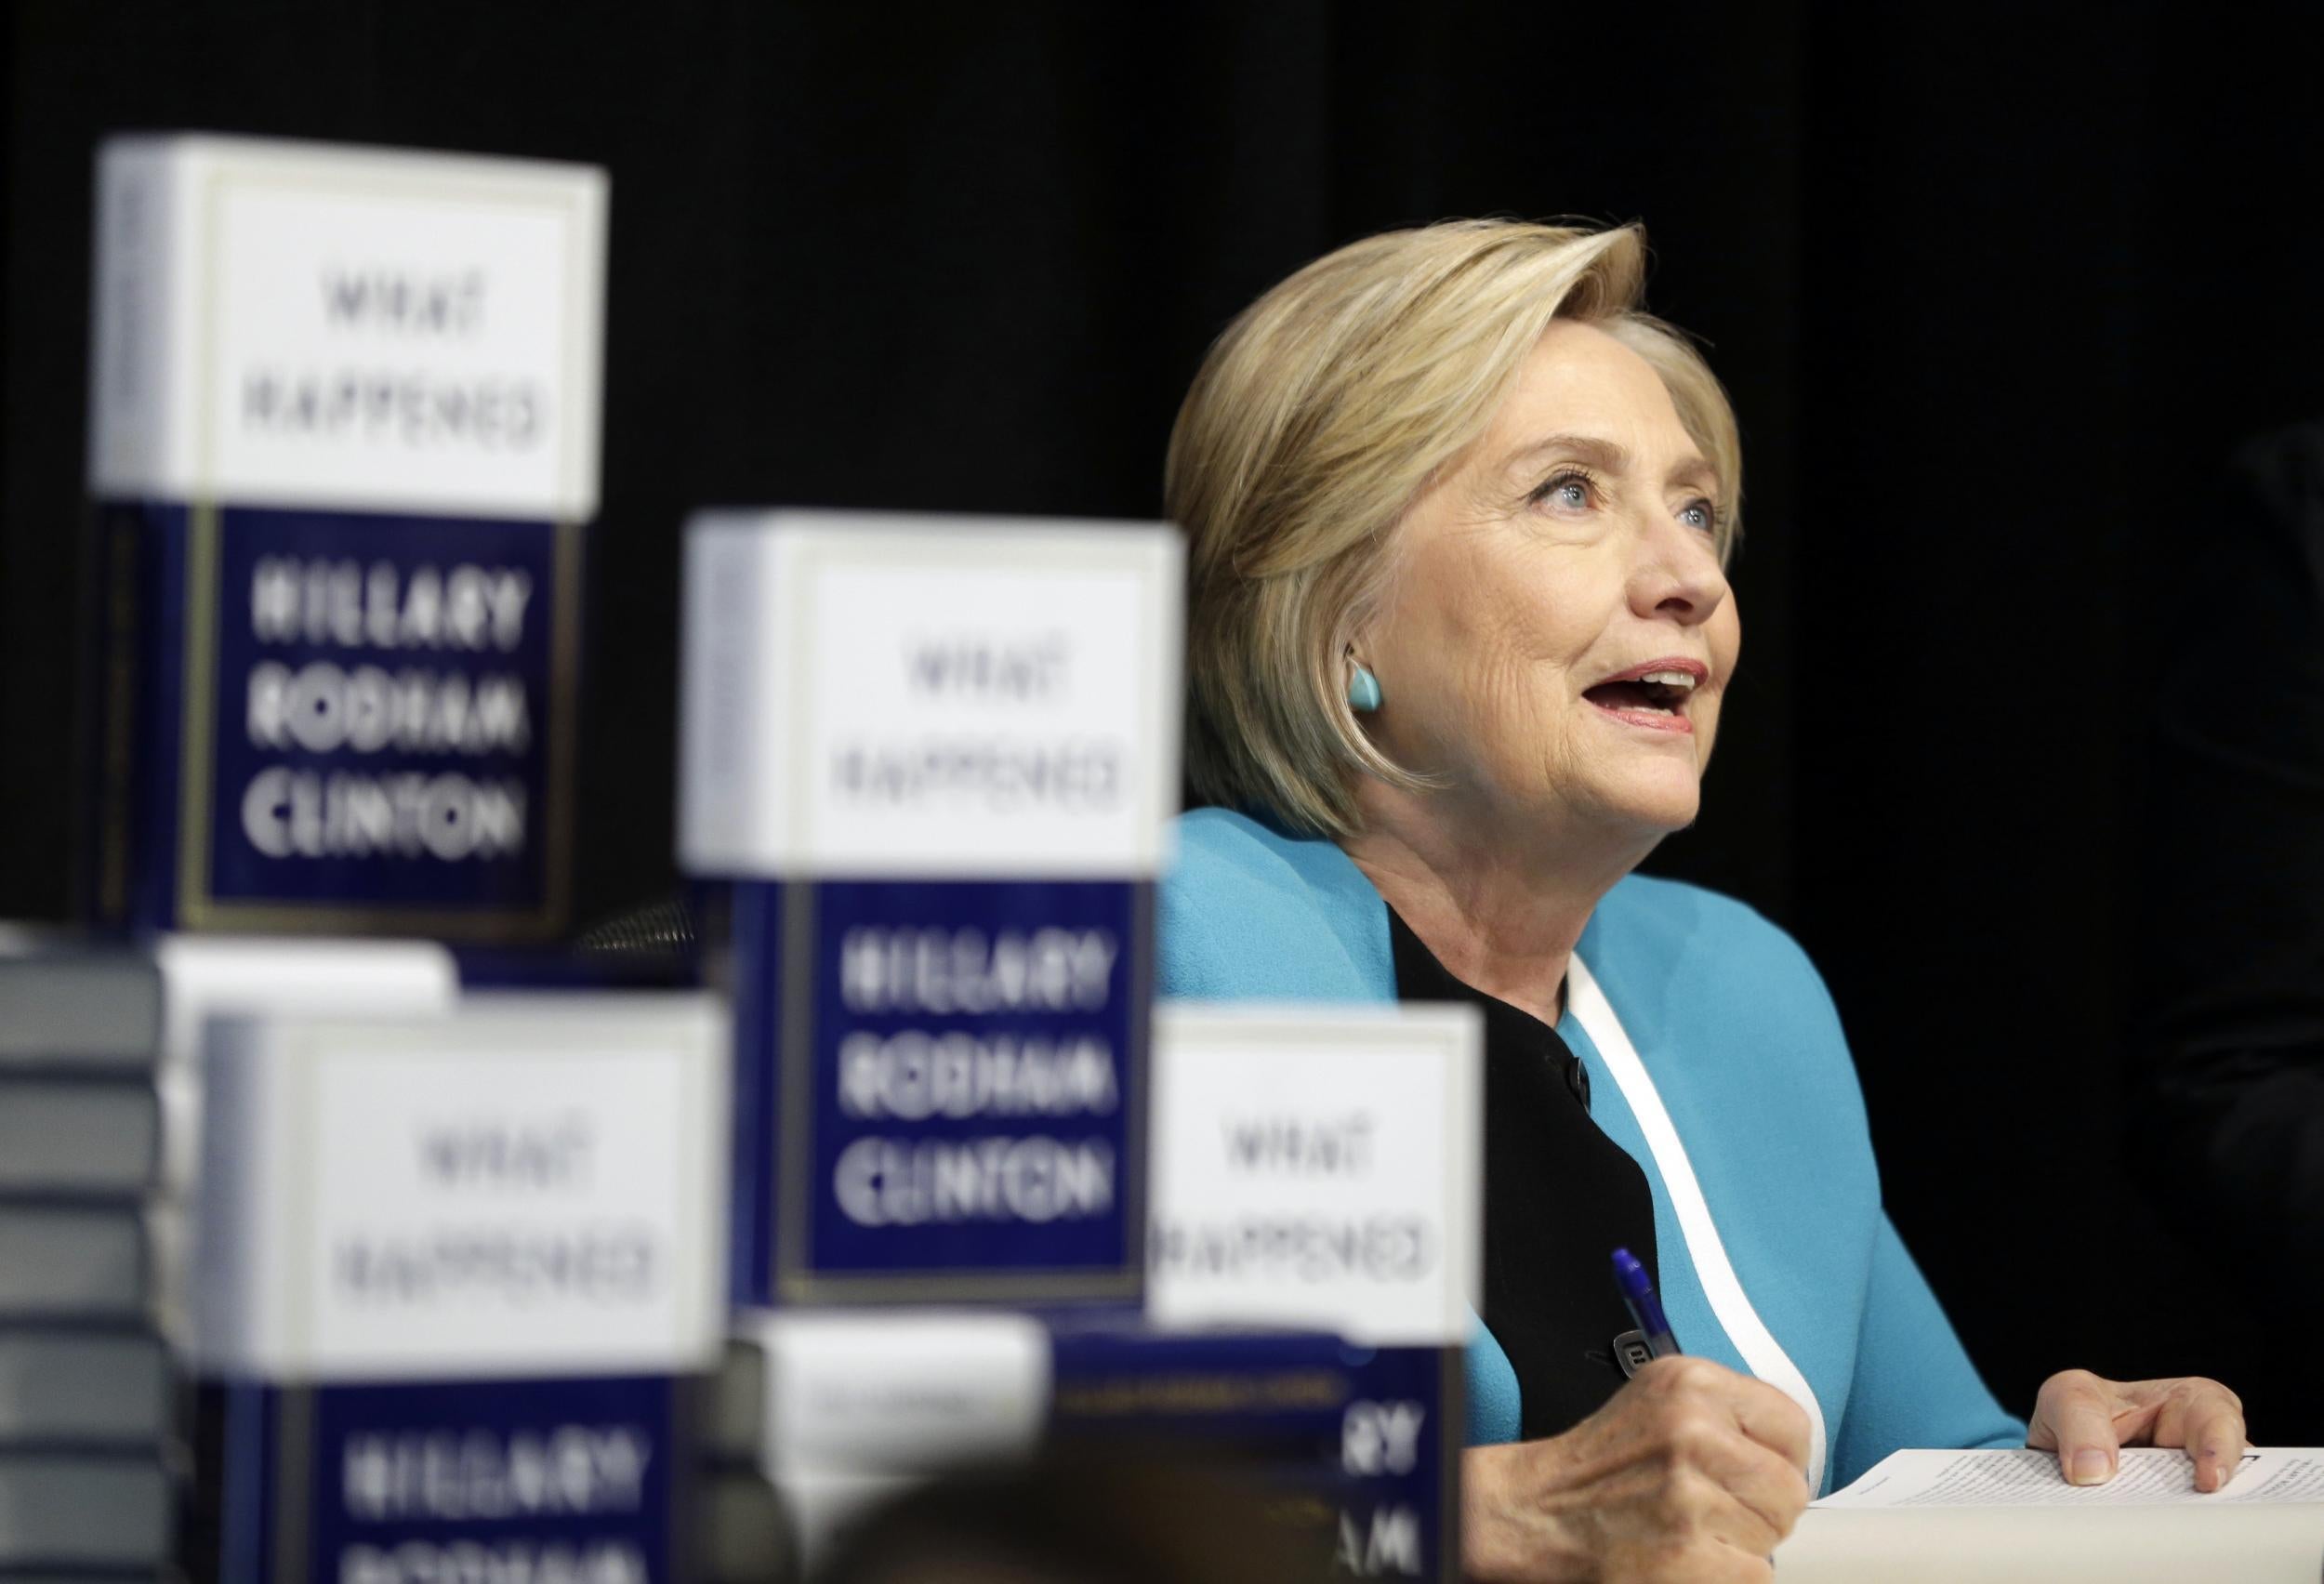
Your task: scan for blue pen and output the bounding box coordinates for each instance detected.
[1612,1247,1681,1359]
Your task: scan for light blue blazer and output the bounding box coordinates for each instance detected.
[1155,808,2025,1493]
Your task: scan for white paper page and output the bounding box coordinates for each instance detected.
[1818,1446,2324,1508]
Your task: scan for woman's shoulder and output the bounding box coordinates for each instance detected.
[1585,872,1853,1076]
[1591,870,1825,976]
[1155,809,1393,1002]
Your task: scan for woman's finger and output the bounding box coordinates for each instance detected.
[1670,1464,1787,1560]
[2142,1379,2248,1493]
[1693,1425,1813,1544]
[1727,1377,1814,1479]
[2028,1370,2123,1485]
[2187,1396,2249,1493]
[2109,1376,2247,1492]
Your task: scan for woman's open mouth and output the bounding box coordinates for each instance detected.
[1582,663,1702,735]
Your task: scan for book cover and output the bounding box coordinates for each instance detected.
[679,511,1182,1308]
[186,996,728,1584]
[187,1374,691,1584]
[85,135,604,938]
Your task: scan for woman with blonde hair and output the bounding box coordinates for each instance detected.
[1157,220,2244,1581]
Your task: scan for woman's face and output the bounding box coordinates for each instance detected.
[1359,320,1740,845]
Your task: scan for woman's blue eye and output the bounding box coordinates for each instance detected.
[1532,472,1593,510]
[1680,499,1717,534]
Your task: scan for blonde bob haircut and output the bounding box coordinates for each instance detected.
[1166,219,1743,838]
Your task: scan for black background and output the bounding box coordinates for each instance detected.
[6,2,2321,1436]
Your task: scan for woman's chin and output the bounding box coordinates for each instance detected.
[1590,771,1704,837]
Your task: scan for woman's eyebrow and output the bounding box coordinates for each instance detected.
[1504,432,1631,475]
[1505,432,1719,492]
[1666,453,1719,492]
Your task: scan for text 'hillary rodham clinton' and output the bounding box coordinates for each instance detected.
[237,555,536,864]
[337,1419,653,1584]
[831,924,1124,1229]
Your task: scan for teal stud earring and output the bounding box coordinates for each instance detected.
[1347,661,1382,714]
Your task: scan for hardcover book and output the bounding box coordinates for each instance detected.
[1781,1445,2324,1581]
[678,511,1182,1308]
[186,995,728,1584]
[0,944,161,1066]
[733,1308,1459,1578]
[0,1329,170,1446]
[0,1202,171,1322]
[85,135,605,938]
[0,1453,172,1570]
[0,1076,162,1194]
[1143,1002,1488,1582]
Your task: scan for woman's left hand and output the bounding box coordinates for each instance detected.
[2027,1369,2247,1492]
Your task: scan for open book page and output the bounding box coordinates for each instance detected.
[1773,1449,2324,1583]
[1816,1446,2324,1507]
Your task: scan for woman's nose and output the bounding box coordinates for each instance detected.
[1629,516,1730,625]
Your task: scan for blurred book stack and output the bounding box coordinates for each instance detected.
[0,939,175,1579]
[55,125,618,1581]
[1,931,465,1578]
[29,116,1493,1582]
[675,510,1484,1578]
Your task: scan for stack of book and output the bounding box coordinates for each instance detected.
[0,941,175,1578]
[42,120,1497,1581]
[1,931,465,1577]
[60,125,615,1580]
[675,509,1486,1578]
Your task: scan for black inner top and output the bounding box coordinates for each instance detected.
[1386,904,1662,1439]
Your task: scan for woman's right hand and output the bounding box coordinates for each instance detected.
[1460,1355,1814,1582]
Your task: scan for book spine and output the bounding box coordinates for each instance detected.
[83,500,191,930]
[726,880,781,1310]
[0,1327,169,1449]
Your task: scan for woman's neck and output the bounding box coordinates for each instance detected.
[1340,785,1650,1026]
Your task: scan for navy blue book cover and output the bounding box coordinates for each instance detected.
[729,877,1149,1308]
[1045,1328,1461,1581]
[189,1376,695,1584]
[88,502,579,936]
